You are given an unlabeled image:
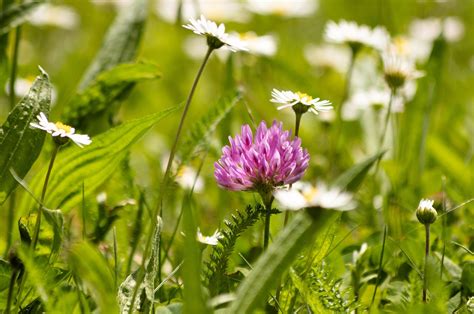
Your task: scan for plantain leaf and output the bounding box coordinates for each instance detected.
[333,150,385,192]
[0,67,51,205]
[63,62,161,133]
[78,0,148,90]
[178,91,241,166]
[226,209,338,314]
[17,106,180,213]
[68,242,118,312]
[0,1,43,36]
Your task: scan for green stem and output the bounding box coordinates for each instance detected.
[423,224,430,302]
[262,195,274,250]
[9,26,21,109]
[371,224,387,306]
[378,89,395,151]
[5,269,18,314]
[335,48,356,125]
[129,46,214,312]
[31,144,60,250]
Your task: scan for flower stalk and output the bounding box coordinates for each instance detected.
[31,144,60,250]
[261,191,274,250]
[423,223,430,302]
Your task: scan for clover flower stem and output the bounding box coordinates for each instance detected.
[423,223,430,302]
[31,144,60,250]
[262,193,274,250]
[129,46,214,308]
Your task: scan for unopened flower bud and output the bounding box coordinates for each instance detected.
[416,199,437,225]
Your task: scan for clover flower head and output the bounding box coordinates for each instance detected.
[270,89,333,115]
[383,52,424,90]
[197,228,223,246]
[214,121,309,192]
[183,15,248,52]
[30,112,91,147]
[273,181,356,211]
[324,20,389,51]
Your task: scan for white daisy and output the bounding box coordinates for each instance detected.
[197,228,223,246]
[230,32,278,56]
[273,181,356,211]
[382,52,424,90]
[28,4,79,30]
[176,165,205,192]
[182,15,248,52]
[304,43,351,73]
[246,0,318,18]
[416,198,437,224]
[30,112,91,147]
[270,89,332,115]
[324,20,389,51]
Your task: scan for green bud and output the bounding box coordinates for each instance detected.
[416,199,437,225]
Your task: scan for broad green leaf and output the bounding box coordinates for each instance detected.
[68,242,118,312]
[63,62,161,133]
[0,258,11,292]
[78,0,148,90]
[145,216,163,302]
[17,106,180,213]
[461,261,474,295]
[178,92,241,166]
[183,195,208,313]
[0,1,42,36]
[226,209,337,314]
[0,67,51,205]
[333,151,385,192]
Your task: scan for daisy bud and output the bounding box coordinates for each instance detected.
[416,199,437,225]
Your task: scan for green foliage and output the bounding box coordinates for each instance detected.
[178,92,242,166]
[0,68,51,205]
[78,0,148,90]
[17,106,180,213]
[203,204,265,296]
[68,242,118,312]
[0,1,42,36]
[0,259,11,292]
[226,209,338,314]
[63,62,161,134]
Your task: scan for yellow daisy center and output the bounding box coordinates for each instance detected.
[302,187,318,202]
[296,92,313,102]
[393,36,409,55]
[55,122,72,134]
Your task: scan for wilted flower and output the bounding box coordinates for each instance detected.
[271,89,332,115]
[197,228,223,246]
[183,15,248,51]
[273,181,356,211]
[383,53,424,90]
[214,121,309,192]
[30,112,91,147]
[416,199,437,225]
[324,20,389,51]
[246,0,318,18]
[27,4,79,29]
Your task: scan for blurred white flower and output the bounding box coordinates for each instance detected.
[30,112,92,147]
[176,165,205,192]
[91,0,134,9]
[352,243,368,264]
[5,77,58,105]
[197,228,223,246]
[383,52,424,90]
[304,43,351,73]
[230,32,278,56]
[409,17,464,43]
[28,4,79,29]
[386,36,433,63]
[270,89,332,115]
[183,15,248,51]
[246,0,318,18]
[274,181,357,211]
[324,20,389,51]
[155,0,249,23]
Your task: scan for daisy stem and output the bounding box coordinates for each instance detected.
[336,47,356,124]
[423,223,430,302]
[262,194,274,250]
[31,144,60,250]
[371,224,387,307]
[128,46,214,310]
[378,88,395,152]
